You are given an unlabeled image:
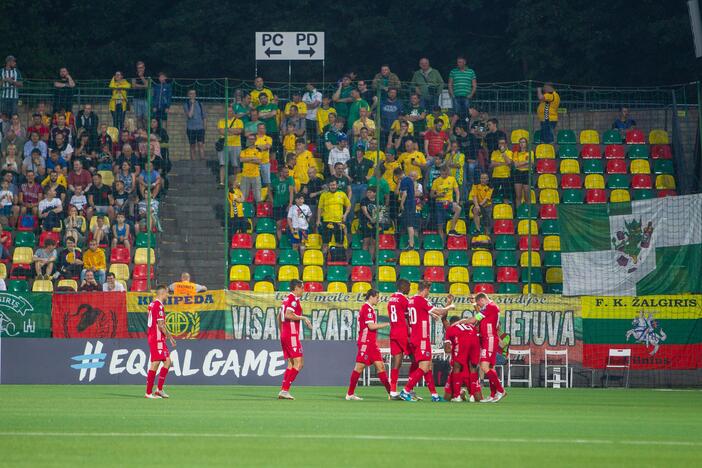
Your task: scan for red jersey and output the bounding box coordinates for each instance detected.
[357,303,378,346]
[280,293,303,339]
[478,302,500,343]
[408,294,434,345]
[147,299,165,343]
[387,292,409,339]
[445,322,477,349]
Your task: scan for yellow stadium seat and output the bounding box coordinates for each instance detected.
[134,248,155,265]
[492,203,514,220]
[379,266,397,283]
[327,281,348,293]
[520,251,542,267]
[649,129,669,144]
[89,215,111,232]
[352,282,372,293]
[511,129,529,144]
[229,265,251,282]
[409,282,419,295]
[448,267,469,283]
[471,234,491,251]
[305,234,322,250]
[630,160,651,174]
[535,144,555,159]
[447,219,467,235]
[546,267,563,284]
[260,186,268,201]
[656,175,676,190]
[117,280,127,290]
[0,263,6,279]
[32,279,54,292]
[255,233,277,250]
[529,189,536,204]
[423,250,445,266]
[584,174,605,189]
[57,279,78,291]
[539,189,560,205]
[278,265,300,282]
[537,174,558,189]
[579,129,600,144]
[543,235,561,251]
[302,265,324,282]
[518,220,538,236]
[109,263,130,282]
[399,250,420,266]
[303,250,324,266]
[559,159,580,174]
[523,284,543,294]
[471,251,493,267]
[13,247,34,264]
[98,170,114,187]
[449,283,470,296]
[350,218,359,234]
[253,281,275,292]
[610,189,631,203]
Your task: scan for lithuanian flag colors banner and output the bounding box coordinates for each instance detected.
[582,295,702,369]
[127,291,232,339]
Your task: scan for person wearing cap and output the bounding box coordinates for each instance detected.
[328,134,350,176]
[1,56,22,117]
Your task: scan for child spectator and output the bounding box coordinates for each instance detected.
[91,215,110,246]
[469,173,493,233]
[227,180,249,234]
[0,178,18,225]
[97,143,113,171]
[70,185,88,215]
[33,238,58,280]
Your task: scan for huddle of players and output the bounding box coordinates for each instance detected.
[277,278,506,403]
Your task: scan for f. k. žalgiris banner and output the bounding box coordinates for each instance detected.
[127,291,232,339]
[0,292,52,337]
[582,295,702,369]
[560,193,702,296]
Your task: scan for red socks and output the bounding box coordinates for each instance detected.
[157,366,169,390]
[347,370,361,395]
[451,372,462,398]
[468,372,481,396]
[377,371,391,393]
[390,368,399,393]
[403,368,424,393]
[423,370,437,395]
[486,369,504,395]
[146,369,156,394]
[281,368,300,392]
[409,361,418,375]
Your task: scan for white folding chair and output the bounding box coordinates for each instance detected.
[605,348,631,388]
[544,349,569,388]
[507,348,532,387]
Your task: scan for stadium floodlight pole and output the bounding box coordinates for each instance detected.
[224,78,230,291]
[527,80,533,295]
[146,80,153,290]
[374,81,382,285]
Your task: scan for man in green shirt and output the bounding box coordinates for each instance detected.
[367,165,390,207]
[406,93,427,136]
[256,93,278,135]
[411,57,444,110]
[332,75,354,127]
[270,166,295,239]
[244,109,262,136]
[323,118,345,169]
[448,56,477,120]
[347,89,369,139]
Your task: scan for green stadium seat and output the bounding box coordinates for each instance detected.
[532,130,542,145]
[547,284,563,294]
[327,266,349,282]
[423,234,444,250]
[255,218,276,234]
[520,268,543,283]
[495,251,518,267]
[632,189,655,200]
[447,251,469,266]
[135,233,157,249]
[278,249,300,265]
[13,232,35,247]
[378,282,395,293]
[558,145,578,159]
[603,129,623,144]
[7,280,28,292]
[230,249,252,265]
[557,129,577,145]
[399,234,420,250]
[399,266,421,282]
[278,281,290,292]
[628,144,649,159]
[253,265,275,282]
[351,234,363,250]
[377,250,397,265]
[543,251,562,267]
[606,174,631,189]
[278,235,292,250]
[516,204,538,220]
[351,250,373,266]
[653,160,674,175]
[495,235,517,251]
[243,202,255,218]
[472,267,495,283]
[430,283,446,293]
[498,283,521,294]
[583,159,604,174]
[562,189,585,204]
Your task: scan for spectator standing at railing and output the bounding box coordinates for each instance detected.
[333,75,354,128]
[76,104,99,151]
[316,95,336,136]
[380,88,403,147]
[53,67,75,114]
[131,61,149,130]
[0,56,22,117]
[411,58,444,110]
[406,94,427,137]
[347,89,369,139]
[256,93,279,161]
[109,71,131,129]
[302,83,322,137]
[536,83,560,144]
[448,56,477,121]
[152,72,172,126]
[183,89,206,161]
[612,105,636,131]
[239,134,262,203]
[372,65,402,100]
[250,76,274,107]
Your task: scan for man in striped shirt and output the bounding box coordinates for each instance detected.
[448,56,476,120]
[1,56,22,117]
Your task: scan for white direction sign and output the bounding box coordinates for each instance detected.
[255,32,325,61]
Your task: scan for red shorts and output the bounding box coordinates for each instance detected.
[390,334,410,356]
[356,343,383,365]
[281,335,304,360]
[480,336,497,366]
[459,335,481,367]
[149,341,169,362]
[411,340,432,363]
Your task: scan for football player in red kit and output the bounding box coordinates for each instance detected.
[278,279,312,400]
[399,281,456,402]
[145,285,176,399]
[387,279,411,399]
[345,289,391,400]
[442,316,481,402]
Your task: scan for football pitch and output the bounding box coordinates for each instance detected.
[0,386,700,467]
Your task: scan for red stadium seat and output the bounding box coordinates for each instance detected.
[606,159,627,174]
[447,235,468,250]
[88,232,109,248]
[351,266,373,282]
[378,234,397,250]
[231,233,253,249]
[256,202,273,218]
[39,231,61,247]
[473,283,495,294]
[657,189,677,198]
[497,267,518,283]
[586,189,607,204]
[110,246,131,264]
[270,159,278,174]
[539,204,558,219]
[132,264,155,280]
[304,282,323,292]
[423,267,445,282]
[130,279,148,291]
[561,174,582,189]
[536,159,557,174]
[604,145,625,159]
[229,281,250,291]
[518,236,541,251]
[625,129,645,144]
[254,249,277,265]
[493,219,515,235]
[631,174,653,189]
[651,145,672,159]
[581,144,601,159]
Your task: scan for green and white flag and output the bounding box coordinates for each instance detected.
[560,194,702,296]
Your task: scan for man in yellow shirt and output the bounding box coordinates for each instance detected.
[240,134,262,203]
[430,165,461,241]
[489,137,513,201]
[425,106,451,134]
[217,106,244,186]
[81,238,107,284]
[364,138,385,165]
[284,91,307,116]
[317,95,336,135]
[352,107,375,138]
[254,123,272,187]
[250,76,274,107]
[293,139,314,186]
[316,179,351,255]
[536,82,560,144]
[469,172,493,233]
[398,140,427,180]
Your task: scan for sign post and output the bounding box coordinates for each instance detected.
[255,32,326,94]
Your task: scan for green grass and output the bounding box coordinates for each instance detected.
[0,385,700,467]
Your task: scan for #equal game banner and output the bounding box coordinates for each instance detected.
[0,292,52,337]
[52,292,128,338]
[127,291,232,339]
[582,295,702,369]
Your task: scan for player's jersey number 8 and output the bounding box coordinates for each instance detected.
[389,305,397,322]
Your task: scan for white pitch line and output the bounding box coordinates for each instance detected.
[0,432,699,447]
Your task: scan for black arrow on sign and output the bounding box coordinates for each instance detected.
[298,48,316,57]
[265,48,282,57]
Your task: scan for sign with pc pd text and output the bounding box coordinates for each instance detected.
[255,32,325,61]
